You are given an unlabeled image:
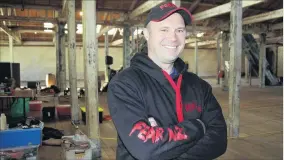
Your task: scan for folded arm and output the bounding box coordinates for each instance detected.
[107,80,205,160]
[177,82,227,160]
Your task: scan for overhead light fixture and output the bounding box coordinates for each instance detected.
[80,11,83,16]
[96,25,101,33]
[76,24,83,34]
[44,29,53,33]
[196,32,204,38]
[44,22,54,28]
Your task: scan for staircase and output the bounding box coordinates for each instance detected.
[242,34,279,85]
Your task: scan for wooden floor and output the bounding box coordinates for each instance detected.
[38,86,283,160]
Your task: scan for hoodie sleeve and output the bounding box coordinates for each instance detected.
[177,81,227,160]
[107,79,206,160]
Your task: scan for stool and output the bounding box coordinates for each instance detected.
[80,106,103,124]
[56,104,71,119]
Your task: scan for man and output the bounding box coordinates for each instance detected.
[107,2,227,160]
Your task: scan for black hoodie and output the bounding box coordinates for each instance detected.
[107,53,227,160]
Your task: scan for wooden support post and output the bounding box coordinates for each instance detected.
[55,22,66,90]
[259,33,266,88]
[245,55,250,83]
[217,34,221,84]
[272,46,278,77]
[221,32,229,91]
[249,62,252,86]
[55,26,60,87]
[228,0,242,138]
[194,38,198,75]
[60,23,67,90]
[67,0,79,123]
[82,0,101,158]
[104,31,109,83]
[9,36,13,78]
[123,25,131,68]
[131,27,135,53]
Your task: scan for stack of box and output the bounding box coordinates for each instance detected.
[56,104,71,119]
[0,127,42,159]
[28,101,43,119]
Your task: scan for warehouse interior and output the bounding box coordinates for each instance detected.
[0,0,283,159]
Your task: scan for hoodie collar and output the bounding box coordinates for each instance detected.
[130,52,187,85]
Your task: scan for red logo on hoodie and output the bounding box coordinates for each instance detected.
[129,121,188,143]
[185,102,202,113]
[129,121,164,143]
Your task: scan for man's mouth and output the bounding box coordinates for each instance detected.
[163,45,178,49]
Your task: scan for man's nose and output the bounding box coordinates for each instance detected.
[167,31,177,41]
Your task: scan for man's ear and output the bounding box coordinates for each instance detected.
[142,27,150,41]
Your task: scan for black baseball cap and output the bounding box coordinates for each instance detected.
[144,2,193,27]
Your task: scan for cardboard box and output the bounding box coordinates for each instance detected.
[14,89,34,98]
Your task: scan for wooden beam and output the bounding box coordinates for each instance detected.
[0,3,130,13]
[228,0,242,138]
[271,22,283,30]
[104,31,110,83]
[243,9,283,25]
[221,32,229,91]
[129,0,140,11]
[129,0,166,19]
[9,35,14,78]
[82,0,101,157]
[62,0,68,17]
[194,39,198,75]
[0,24,21,43]
[193,0,264,21]
[99,0,166,36]
[216,33,221,84]
[0,3,61,10]
[0,41,119,47]
[188,0,201,12]
[259,33,266,88]
[123,25,131,68]
[188,40,216,47]
[0,15,143,27]
[67,0,80,123]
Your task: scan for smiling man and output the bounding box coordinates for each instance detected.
[107,2,227,160]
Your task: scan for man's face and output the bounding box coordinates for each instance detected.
[144,13,187,64]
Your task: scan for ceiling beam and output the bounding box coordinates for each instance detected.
[0,41,121,47]
[188,0,201,12]
[187,40,216,47]
[243,9,283,25]
[129,0,166,19]
[0,3,61,10]
[193,0,265,21]
[129,0,140,11]
[0,3,128,13]
[62,0,67,17]
[98,0,166,37]
[0,24,21,43]
[271,22,283,30]
[0,15,143,27]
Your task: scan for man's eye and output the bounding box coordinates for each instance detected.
[177,29,184,33]
[161,29,168,32]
